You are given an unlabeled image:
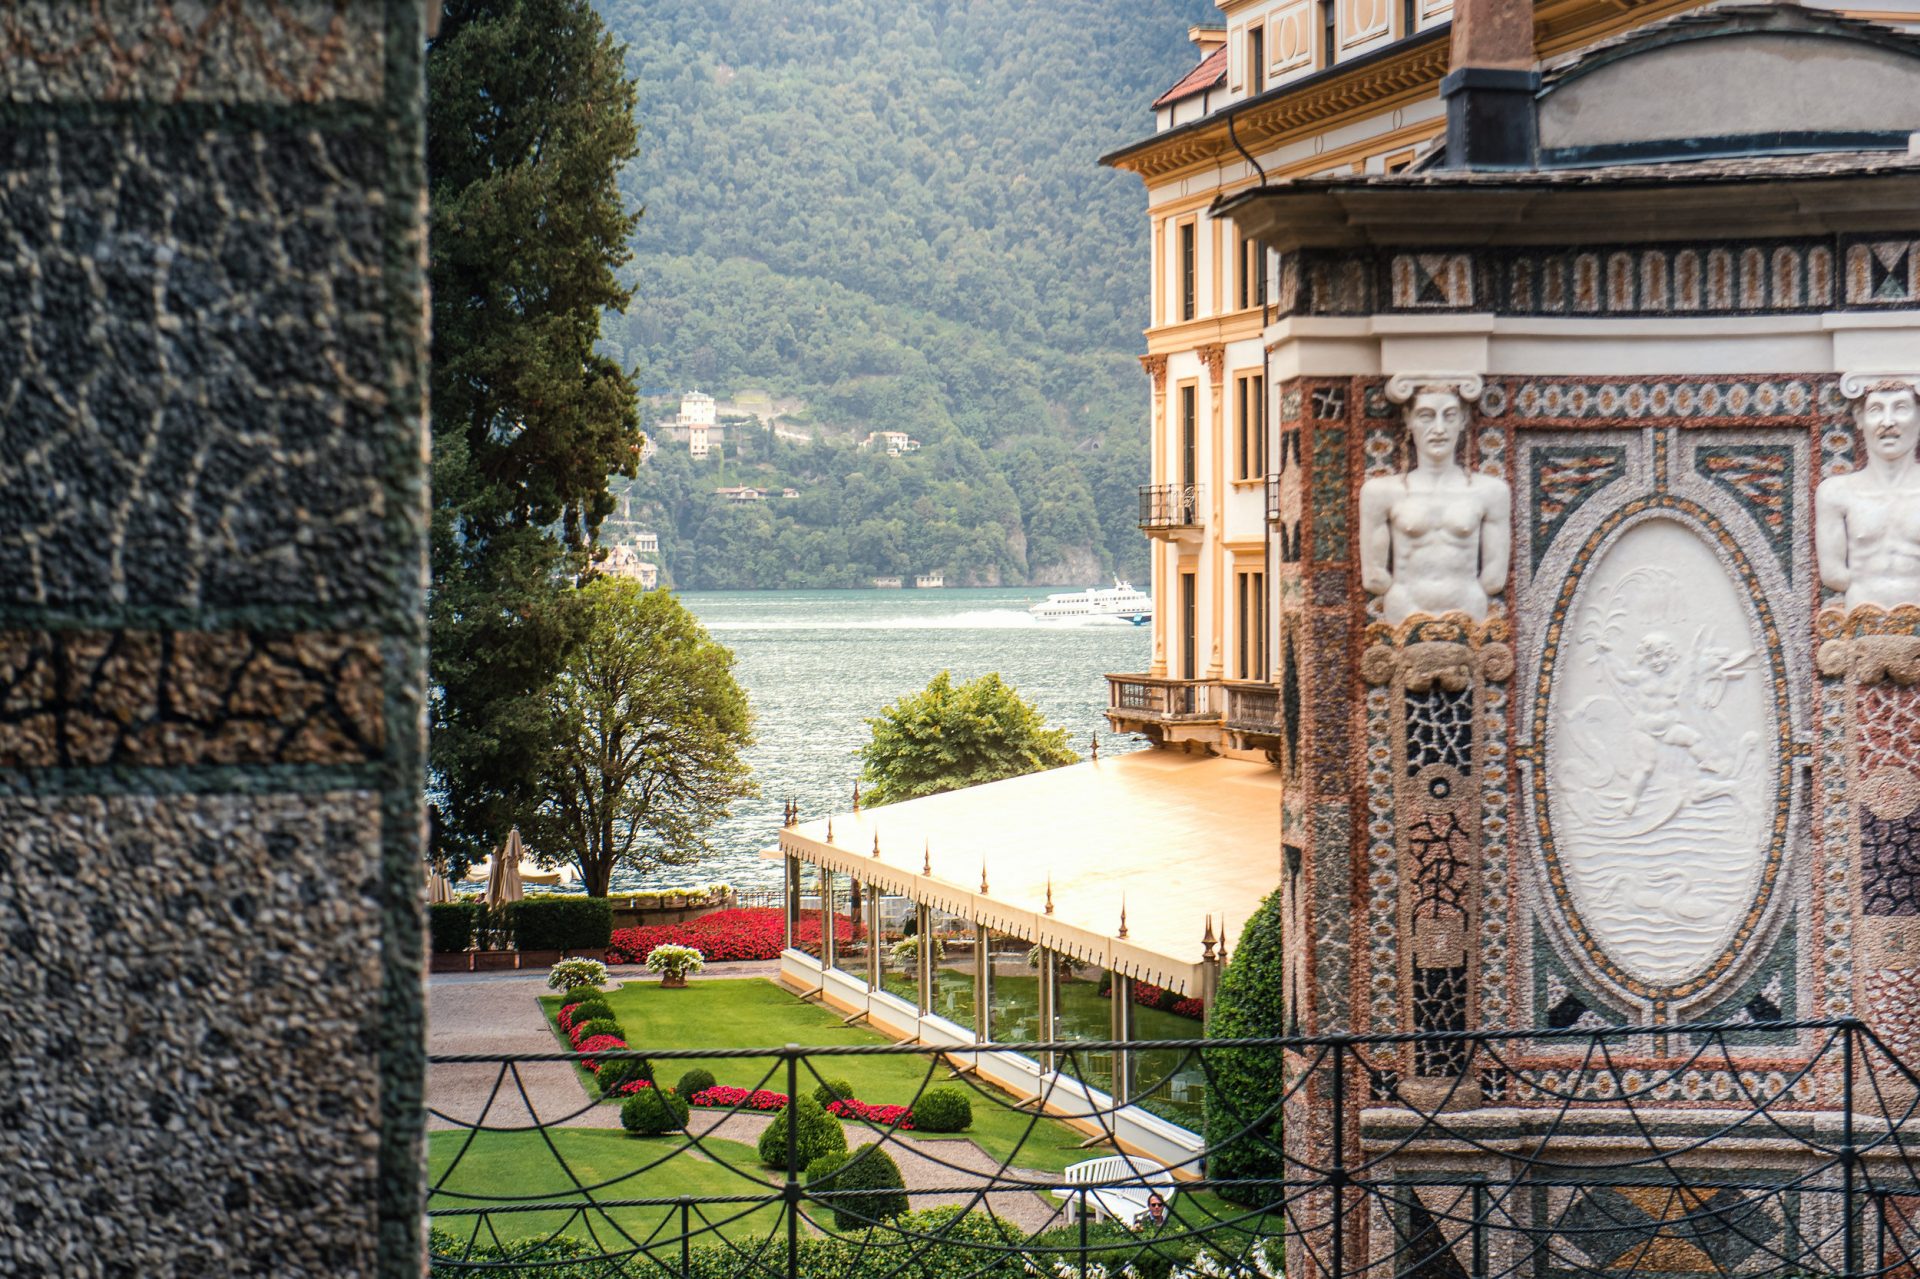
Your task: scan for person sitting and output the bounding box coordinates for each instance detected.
[1134,1193,1168,1231]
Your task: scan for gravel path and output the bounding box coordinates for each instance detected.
[427,969,1072,1232]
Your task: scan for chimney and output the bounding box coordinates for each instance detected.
[1441,0,1537,170]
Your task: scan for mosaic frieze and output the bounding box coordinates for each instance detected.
[0,629,384,768]
[1274,238,1920,318]
[0,1,386,103]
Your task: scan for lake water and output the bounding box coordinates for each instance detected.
[625,588,1151,894]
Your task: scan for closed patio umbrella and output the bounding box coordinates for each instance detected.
[484,827,527,908]
[425,857,454,905]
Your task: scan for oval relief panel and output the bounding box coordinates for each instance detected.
[1544,517,1775,985]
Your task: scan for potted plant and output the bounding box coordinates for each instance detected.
[547,956,610,996]
[645,943,705,988]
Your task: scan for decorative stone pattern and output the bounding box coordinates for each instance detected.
[0,791,385,1277]
[0,121,393,626]
[0,5,429,1275]
[0,1,385,103]
[0,629,384,767]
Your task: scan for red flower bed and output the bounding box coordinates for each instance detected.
[611,1079,653,1096]
[687,1085,790,1112]
[607,908,864,965]
[826,1098,913,1128]
[1170,998,1205,1020]
[557,1006,577,1034]
[574,1033,627,1072]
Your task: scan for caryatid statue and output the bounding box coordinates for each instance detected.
[1360,374,1512,624]
[1817,375,1920,611]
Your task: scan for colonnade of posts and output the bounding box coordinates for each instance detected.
[782,854,1144,1105]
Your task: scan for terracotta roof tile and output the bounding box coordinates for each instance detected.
[1152,45,1226,108]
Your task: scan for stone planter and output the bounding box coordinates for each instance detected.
[517,949,563,969]
[471,950,518,972]
[659,973,688,989]
[429,952,471,973]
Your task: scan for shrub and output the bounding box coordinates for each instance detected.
[806,1146,909,1231]
[1203,886,1286,1206]
[676,1067,717,1099]
[757,1091,847,1169]
[428,902,477,954]
[598,1056,655,1097]
[644,943,706,979]
[573,1034,628,1072]
[572,1017,622,1044]
[811,1077,855,1107]
[605,907,861,964]
[889,934,943,967]
[620,1086,688,1135]
[511,895,614,952]
[564,997,613,1024]
[911,1085,972,1133]
[547,957,608,993]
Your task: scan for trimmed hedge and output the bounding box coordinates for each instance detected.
[1202,886,1286,1206]
[806,1147,910,1231]
[757,1092,847,1169]
[812,1077,855,1107]
[910,1086,971,1133]
[428,902,478,954]
[565,998,613,1025]
[597,1056,654,1097]
[621,1086,689,1135]
[512,895,614,952]
[677,1067,717,1099]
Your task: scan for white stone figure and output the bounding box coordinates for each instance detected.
[1359,375,1511,624]
[1817,376,1920,611]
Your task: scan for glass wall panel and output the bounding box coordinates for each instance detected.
[794,862,825,964]
[876,893,918,1004]
[986,931,1042,1045]
[1054,956,1116,1098]
[926,907,976,1033]
[829,872,868,983]
[1129,981,1208,1130]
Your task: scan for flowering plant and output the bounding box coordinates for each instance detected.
[547,957,609,993]
[644,943,706,979]
[573,1033,627,1073]
[826,1097,914,1128]
[607,908,862,964]
[688,1085,789,1112]
[889,934,943,967]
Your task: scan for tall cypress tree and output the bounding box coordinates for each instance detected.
[427,0,643,867]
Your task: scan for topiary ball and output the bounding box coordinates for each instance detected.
[598,1056,656,1097]
[565,998,613,1023]
[811,1077,855,1108]
[621,1086,689,1136]
[573,1017,622,1043]
[808,1145,909,1231]
[911,1085,972,1133]
[757,1092,848,1169]
[676,1067,717,1100]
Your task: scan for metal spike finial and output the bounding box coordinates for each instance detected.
[826,815,834,843]
[852,780,861,813]
[923,841,932,876]
[872,830,881,859]
[1118,895,1128,940]
[981,858,990,895]
[1219,914,1230,964]
[1202,914,1217,962]
[1044,876,1054,915]
[1091,732,1099,762]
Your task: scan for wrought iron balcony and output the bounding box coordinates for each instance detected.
[1137,483,1202,533]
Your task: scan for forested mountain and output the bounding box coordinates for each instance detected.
[594,0,1216,587]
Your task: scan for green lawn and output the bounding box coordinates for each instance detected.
[429,1129,783,1247]
[542,977,1103,1174]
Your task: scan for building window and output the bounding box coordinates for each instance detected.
[1321,0,1337,65]
[1235,369,1267,481]
[1237,233,1268,311]
[1180,570,1198,680]
[1384,148,1417,173]
[1179,381,1198,488]
[1237,569,1268,681]
[1178,220,1197,321]
[1248,23,1266,95]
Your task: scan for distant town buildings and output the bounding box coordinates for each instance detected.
[602,543,658,590]
[861,429,920,455]
[713,485,800,503]
[913,572,943,589]
[872,576,904,589]
[655,390,724,458]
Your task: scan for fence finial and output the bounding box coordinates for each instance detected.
[1045,876,1055,915]
[923,841,932,876]
[1202,914,1217,962]
[1118,895,1129,939]
[981,858,990,894]
[826,815,834,843]
[872,830,882,859]
[852,780,861,812]
[1091,732,1100,762]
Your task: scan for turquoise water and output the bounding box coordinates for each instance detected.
[644,587,1151,893]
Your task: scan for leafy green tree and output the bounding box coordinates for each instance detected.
[857,672,1078,806]
[527,578,754,896]
[1202,889,1286,1206]
[427,0,643,865]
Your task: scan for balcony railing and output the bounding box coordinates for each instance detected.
[1106,674,1219,721]
[1222,681,1282,733]
[427,1019,1920,1277]
[1138,483,1202,531]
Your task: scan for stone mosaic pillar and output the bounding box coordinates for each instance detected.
[0,5,429,1275]
[1817,607,1920,1079]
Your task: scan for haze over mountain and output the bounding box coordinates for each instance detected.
[596,0,1215,587]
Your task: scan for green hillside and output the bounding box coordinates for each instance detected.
[594,0,1215,587]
